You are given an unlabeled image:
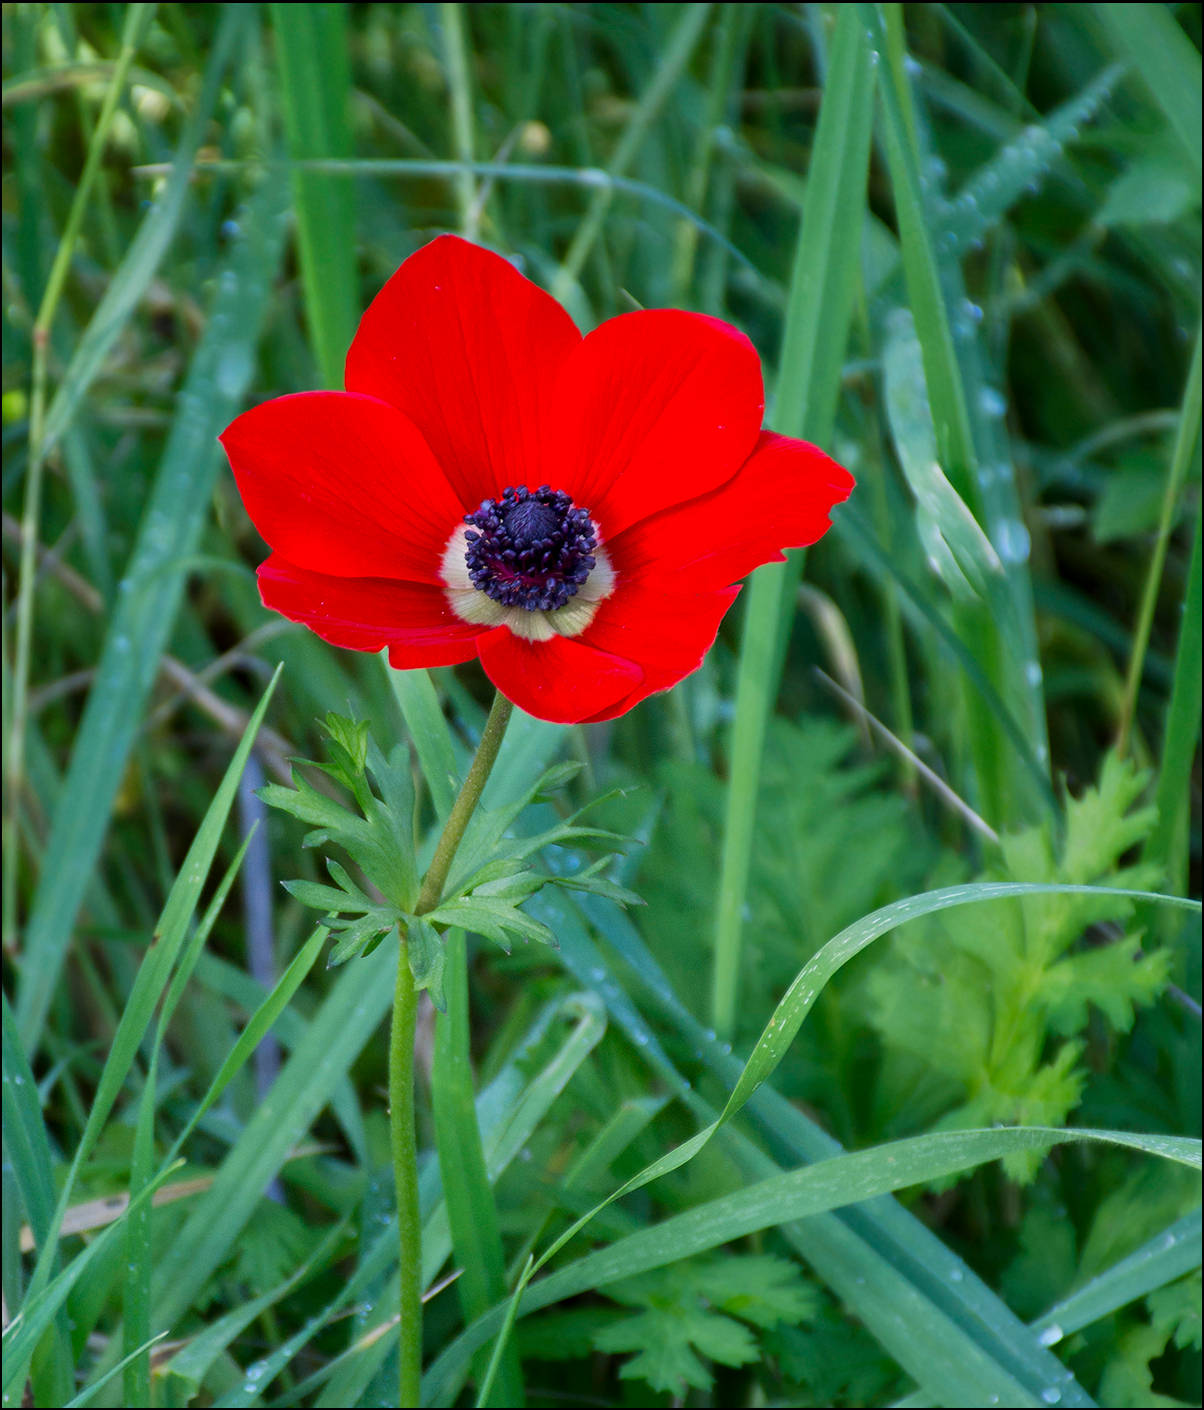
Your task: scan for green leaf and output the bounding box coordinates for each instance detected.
[595,1304,757,1394]
[264,725,419,927]
[406,919,447,1011]
[425,897,557,952]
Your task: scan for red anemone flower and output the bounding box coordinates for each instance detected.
[220,235,854,724]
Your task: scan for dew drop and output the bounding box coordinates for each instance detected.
[995,519,1031,564]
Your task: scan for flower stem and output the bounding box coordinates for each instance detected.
[416,689,514,914]
[390,688,514,1406]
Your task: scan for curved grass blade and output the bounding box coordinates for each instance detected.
[423,1124,1199,1405]
[538,881,1197,1288]
[552,888,1089,1406]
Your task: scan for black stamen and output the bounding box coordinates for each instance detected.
[464,485,597,612]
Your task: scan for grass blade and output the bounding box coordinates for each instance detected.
[431,932,522,1405]
[529,882,1197,1305]
[1147,502,1202,895]
[151,941,397,1331]
[39,5,251,455]
[1,994,72,1405]
[424,1124,1199,1405]
[1094,3,1202,172]
[1032,1208,1202,1347]
[14,169,289,1054]
[560,887,1097,1407]
[711,2,876,1039]
[18,665,281,1343]
[386,664,460,817]
[1118,322,1202,757]
[269,1,358,387]
[863,0,1048,822]
[550,3,713,303]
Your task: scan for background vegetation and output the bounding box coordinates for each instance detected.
[2,3,1200,1406]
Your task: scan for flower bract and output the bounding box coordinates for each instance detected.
[220,235,854,724]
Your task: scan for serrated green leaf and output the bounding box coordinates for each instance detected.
[326,914,397,968]
[595,1305,757,1394]
[425,897,558,951]
[406,919,447,1012]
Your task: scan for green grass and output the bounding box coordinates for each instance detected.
[2,5,1200,1408]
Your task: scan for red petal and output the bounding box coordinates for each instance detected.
[221,392,462,583]
[575,581,740,722]
[344,235,581,511]
[258,554,483,666]
[546,311,764,540]
[476,628,642,724]
[609,431,854,591]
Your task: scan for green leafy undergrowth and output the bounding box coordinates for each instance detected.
[866,752,1170,1179]
[640,717,928,1016]
[1081,1265,1202,1410]
[520,1253,818,1398]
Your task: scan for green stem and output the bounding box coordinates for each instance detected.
[390,688,515,1406]
[1117,320,1202,758]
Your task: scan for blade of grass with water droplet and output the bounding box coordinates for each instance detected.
[1031,1207,1202,1348]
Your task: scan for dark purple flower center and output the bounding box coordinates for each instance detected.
[464,485,597,611]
